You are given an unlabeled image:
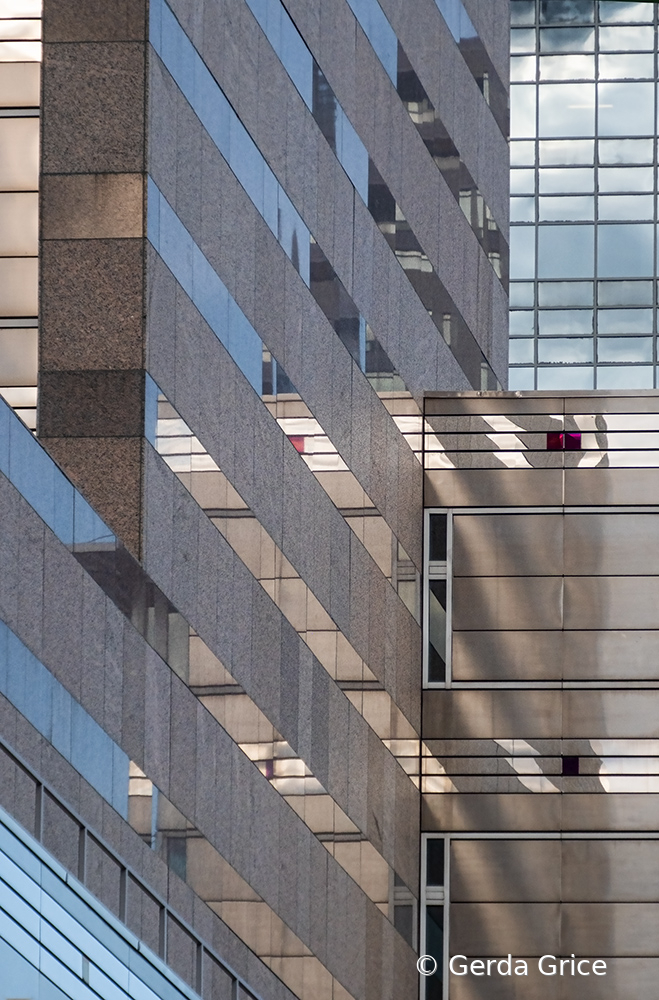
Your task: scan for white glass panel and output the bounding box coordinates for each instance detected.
[538,281,593,306]
[0,60,39,105]
[599,138,653,165]
[511,84,536,137]
[508,367,535,390]
[598,195,654,221]
[511,55,536,82]
[598,167,654,192]
[537,365,593,388]
[599,53,654,79]
[596,365,653,389]
[538,309,593,335]
[599,25,655,50]
[538,338,592,363]
[597,223,654,278]
[539,138,594,164]
[0,118,38,188]
[509,283,534,308]
[510,310,535,336]
[539,83,595,137]
[510,140,535,166]
[0,38,39,60]
[539,167,593,192]
[598,279,653,305]
[511,28,536,52]
[539,27,595,52]
[597,337,652,362]
[539,195,593,221]
[0,326,36,383]
[538,224,594,278]
[0,0,41,15]
[510,227,536,279]
[0,257,37,314]
[598,308,653,334]
[509,339,534,364]
[539,54,593,80]
[0,18,40,39]
[511,168,535,194]
[599,1,655,22]
[511,197,535,222]
[598,82,655,136]
[0,192,37,255]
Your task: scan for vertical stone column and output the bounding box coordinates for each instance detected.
[38,1,148,557]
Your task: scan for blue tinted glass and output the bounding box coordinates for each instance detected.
[510,227,536,279]
[280,14,313,108]
[145,374,159,446]
[345,0,397,83]
[194,60,231,152]
[336,110,369,201]
[538,225,594,278]
[73,491,114,547]
[229,115,264,212]
[598,223,654,278]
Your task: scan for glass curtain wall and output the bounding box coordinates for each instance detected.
[510,0,659,391]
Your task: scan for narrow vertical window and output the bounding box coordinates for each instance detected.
[425,512,451,684]
[422,836,448,1000]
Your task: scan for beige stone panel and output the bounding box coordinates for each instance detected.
[42,172,143,239]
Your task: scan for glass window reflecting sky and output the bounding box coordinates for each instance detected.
[510,0,659,390]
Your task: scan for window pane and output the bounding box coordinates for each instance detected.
[511,55,536,82]
[539,139,594,165]
[511,0,535,26]
[509,339,534,364]
[0,60,38,105]
[598,167,654,192]
[540,0,594,23]
[598,337,652,362]
[428,514,447,561]
[538,338,593,363]
[426,840,445,885]
[509,340,535,365]
[511,140,536,166]
[598,280,653,305]
[510,310,535,336]
[0,327,37,383]
[511,84,536,137]
[539,167,593,193]
[539,195,593,221]
[510,227,536,279]
[597,223,654,278]
[510,283,535,308]
[511,197,535,222]
[598,138,653,164]
[537,365,593,388]
[0,257,37,314]
[598,2,656,23]
[0,191,37,255]
[538,281,593,306]
[599,25,655,50]
[598,83,655,136]
[598,308,653,334]
[511,28,537,52]
[599,53,654,79]
[508,367,535,389]
[538,225,594,278]
[539,83,595,137]
[598,195,654,221]
[538,309,593,334]
[539,27,595,52]
[511,168,535,194]
[539,54,593,80]
[596,365,654,389]
[0,117,38,189]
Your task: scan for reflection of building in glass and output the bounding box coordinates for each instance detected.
[510,0,659,390]
[0,1,507,1000]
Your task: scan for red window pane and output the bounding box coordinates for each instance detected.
[565,432,581,450]
[547,432,563,450]
[289,435,305,453]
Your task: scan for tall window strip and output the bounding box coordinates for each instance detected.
[0,0,40,430]
[424,510,452,687]
[510,0,659,391]
[434,0,509,136]
[241,0,501,389]
[420,835,449,1000]
[341,0,507,277]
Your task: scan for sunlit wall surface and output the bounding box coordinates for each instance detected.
[0,0,40,428]
[509,0,659,391]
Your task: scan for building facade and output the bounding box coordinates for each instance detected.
[0,2,508,1000]
[509,0,659,391]
[422,389,659,999]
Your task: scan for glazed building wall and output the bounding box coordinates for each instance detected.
[422,391,659,999]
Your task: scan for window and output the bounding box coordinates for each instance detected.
[421,836,448,1000]
[425,512,451,685]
